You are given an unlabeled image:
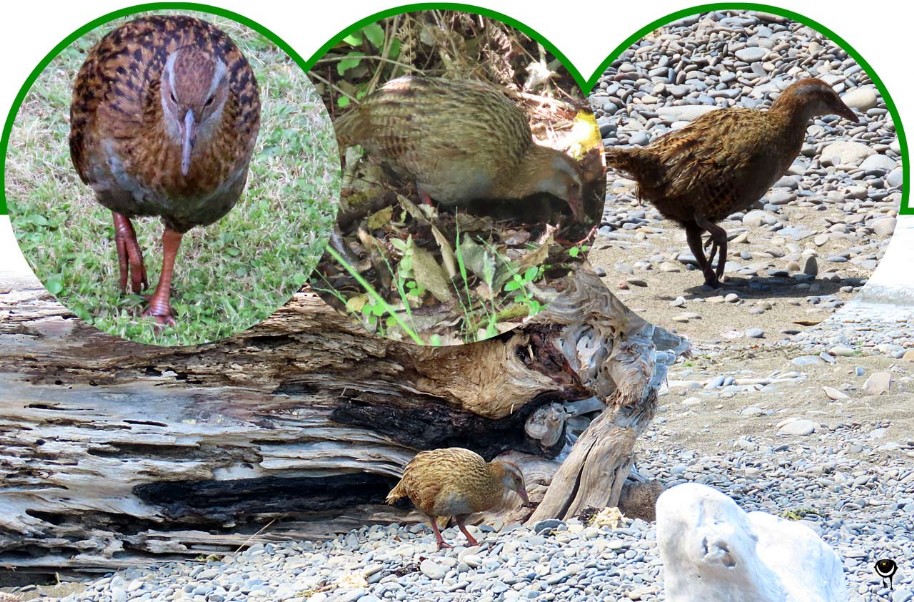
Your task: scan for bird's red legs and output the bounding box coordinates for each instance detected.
[112,212,148,294]
[685,223,719,288]
[455,517,479,547]
[142,227,183,327]
[694,214,728,281]
[429,519,452,550]
[417,186,434,207]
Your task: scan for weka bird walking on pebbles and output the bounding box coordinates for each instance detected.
[605,78,858,287]
[387,447,529,549]
[334,75,585,222]
[70,15,260,326]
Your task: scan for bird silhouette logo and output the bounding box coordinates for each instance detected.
[874,558,898,590]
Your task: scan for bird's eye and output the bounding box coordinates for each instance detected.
[204,96,215,108]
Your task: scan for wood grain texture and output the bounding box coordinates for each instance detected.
[0,265,687,573]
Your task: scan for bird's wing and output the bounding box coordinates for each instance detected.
[649,109,770,207]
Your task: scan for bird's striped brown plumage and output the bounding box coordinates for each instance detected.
[70,15,260,325]
[335,76,584,222]
[605,78,859,287]
[387,447,528,549]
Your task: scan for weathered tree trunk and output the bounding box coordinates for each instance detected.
[0,266,687,575]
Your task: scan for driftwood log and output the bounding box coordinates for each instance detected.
[0,265,687,576]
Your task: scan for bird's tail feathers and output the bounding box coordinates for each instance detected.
[604,147,642,174]
[385,482,407,505]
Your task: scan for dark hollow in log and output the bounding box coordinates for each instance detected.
[135,474,396,521]
[330,392,569,460]
[0,265,688,577]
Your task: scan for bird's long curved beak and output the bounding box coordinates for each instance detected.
[568,194,585,223]
[181,110,196,176]
[518,486,529,505]
[837,101,859,123]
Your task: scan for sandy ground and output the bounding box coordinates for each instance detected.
[589,194,891,346]
[1,215,913,599]
[607,214,914,456]
[651,340,914,454]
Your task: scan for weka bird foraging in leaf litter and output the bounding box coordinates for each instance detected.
[605,77,858,287]
[70,15,261,326]
[387,447,529,549]
[334,75,585,222]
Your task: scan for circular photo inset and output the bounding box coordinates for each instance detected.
[590,9,902,343]
[310,9,605,345]
[4,9,340,346]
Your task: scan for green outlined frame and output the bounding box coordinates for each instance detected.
[592,2,909,215]
[1,1,908,214]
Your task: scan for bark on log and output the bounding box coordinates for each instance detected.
[0,265,687,574]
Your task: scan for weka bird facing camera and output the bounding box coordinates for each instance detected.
[605,77,858,287]
[387,447,529,550]
[70,15,261,326]
[334,75,585,223]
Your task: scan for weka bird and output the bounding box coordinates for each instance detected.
[605,78,858,287]
[334,75,585,222]
[70,15,261,325]
[386,447,528,549]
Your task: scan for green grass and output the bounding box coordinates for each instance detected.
[4,11,340,346]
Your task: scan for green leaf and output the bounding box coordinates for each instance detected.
[523,266,539,282]
[45,276,64,296]
[25,214,50,227]
[337,52,365,76]
[342,32,363,46]
[390,238,409,253]
[337,96,351,108]
[363,23,385,49]
[389,38,401,60]
[569,246,580,258]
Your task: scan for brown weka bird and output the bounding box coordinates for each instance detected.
[70,15,261,326]
[334,75,585,223]
[386,447,529,549]
[605,78,859,287]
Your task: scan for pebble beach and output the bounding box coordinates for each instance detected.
[5,8,913,602]
[589,9,901,344]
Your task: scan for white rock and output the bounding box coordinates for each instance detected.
[743,210,774,228]
[870,217,896,238]
[419,558,446,579]
[820,141,876,167]
[657,105,720,122]
[840,87,878,111]
[822,386,848,400]
[859,154,897,172]
[657,483,848,602]
[778,419,817,436]
[828,345,855,357]
[735,47,767,62]
[863,372,892,395]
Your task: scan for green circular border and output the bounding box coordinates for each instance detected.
[2,1,342,347]
[587,2,910,215]
[305,2,588,89]
[3,2,905,214]
[0,1,315,216]
[0,2,591,216]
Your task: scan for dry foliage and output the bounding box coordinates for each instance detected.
[308,10,605,345]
